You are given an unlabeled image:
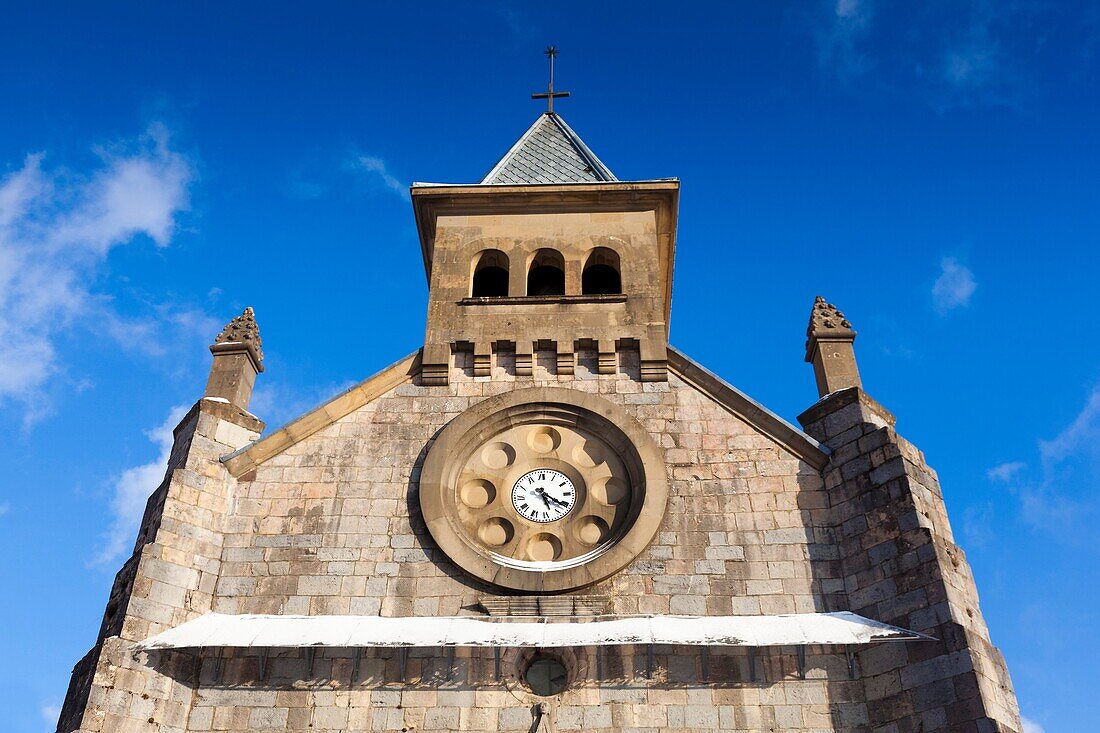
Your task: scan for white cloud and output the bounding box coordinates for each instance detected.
[932,257,976,313]
[0,125,194,423]
[54,124,191,254]
[987,461,1025,482]
[811,1,1028,109]
[0,502,9,516]
[939,4,1005,95]
[40,701,61,728]
[493,2,526,38]
[835,0,863,18]
[945,44,997,89]
[1003,385,1100,535]
[962,502,995,549]
[354,155,409,201]
[1039,386,1100,466]
[816,0,873,81]
[92,403,189,566]
[1021,716,1045,733]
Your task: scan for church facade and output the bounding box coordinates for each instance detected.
[59,112,1020,732]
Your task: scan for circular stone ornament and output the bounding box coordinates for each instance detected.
[419,387,669,593]
[525,655,569,696]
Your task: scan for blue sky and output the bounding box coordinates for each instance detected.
[0,2,1097,731]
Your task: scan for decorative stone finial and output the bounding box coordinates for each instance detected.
[804,295,861,398]
[214,306,263,363]
[807,295,854,339]
[205,307,264,409]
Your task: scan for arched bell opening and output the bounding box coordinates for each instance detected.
[527,249,566,296]
[582,247,622,295]
[472,249,510,297]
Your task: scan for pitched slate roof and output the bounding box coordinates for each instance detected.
[481,113,617,184]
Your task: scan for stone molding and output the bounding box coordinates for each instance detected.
[459,293,628,307]
[198,397,265,434]
[428,340,666,386]
[208,340,263,374]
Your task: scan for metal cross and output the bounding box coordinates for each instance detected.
[531,45,571,113]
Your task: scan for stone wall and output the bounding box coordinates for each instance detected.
[60,346,1019,732]
[799,388,1020,733]
[193,346,867,731]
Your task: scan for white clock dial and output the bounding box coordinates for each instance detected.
[511,469,576,523]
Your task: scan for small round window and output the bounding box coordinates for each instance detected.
[525,655,568,696]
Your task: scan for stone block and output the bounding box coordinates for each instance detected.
[498,706,536,730]
[901,651,974,690]
[248,707,288,729]
[423,706,461,730]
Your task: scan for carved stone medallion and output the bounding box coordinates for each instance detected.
[419,387,668,592]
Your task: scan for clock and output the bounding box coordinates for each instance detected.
[419,387,669,592]
[511,469,576,523]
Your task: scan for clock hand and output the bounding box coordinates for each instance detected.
[531,485,569,508]
[543,493,569,508]
[531,487,563,513]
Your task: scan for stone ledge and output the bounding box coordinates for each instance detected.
[459,294,627,307]
[797,387,896,432]
[199,398,264,434]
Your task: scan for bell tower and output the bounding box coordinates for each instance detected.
[412,112,678,385]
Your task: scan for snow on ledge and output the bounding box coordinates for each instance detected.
[136,611,930,651]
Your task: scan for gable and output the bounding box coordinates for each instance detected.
[214,346,834,621]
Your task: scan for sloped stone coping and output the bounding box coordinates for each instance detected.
[666,347,830,470]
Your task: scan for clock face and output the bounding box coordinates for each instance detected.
[511,469,576,523]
